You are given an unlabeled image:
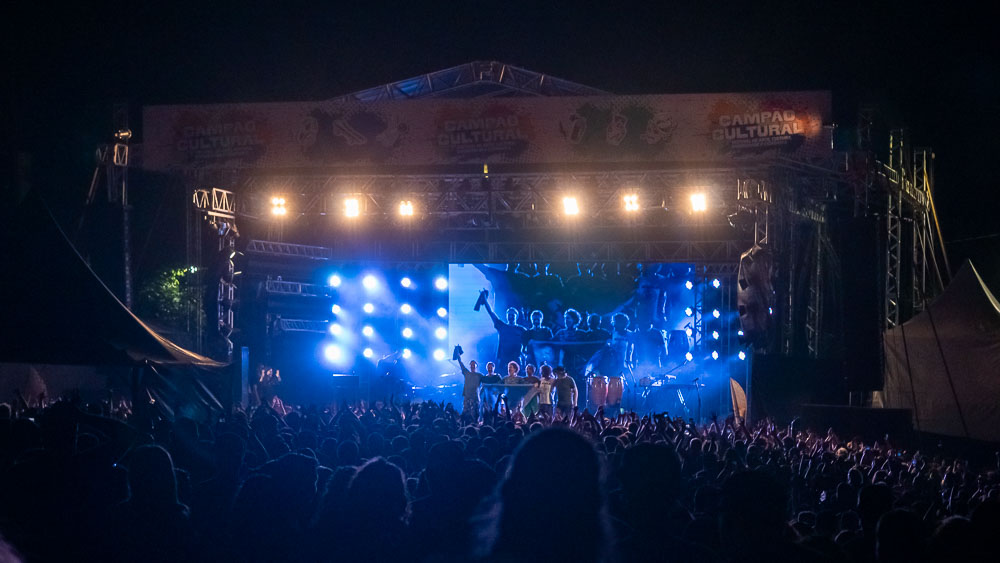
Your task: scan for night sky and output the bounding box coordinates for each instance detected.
[5,1,998,287]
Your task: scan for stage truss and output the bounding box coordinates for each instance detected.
[173,71,947,375]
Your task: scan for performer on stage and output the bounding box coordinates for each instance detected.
[520,364,541,416]
[536,364,556,416]
[553,366,578,419]
[477,289,526,368]
[503,361,522,384]
[458,357,500,417]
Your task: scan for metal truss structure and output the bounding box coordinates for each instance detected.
[329,60,607,103]
[193,187,239,360]
[173,65,945,372]
[867,130,947,330]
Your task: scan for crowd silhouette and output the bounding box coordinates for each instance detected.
[0,398,998,562]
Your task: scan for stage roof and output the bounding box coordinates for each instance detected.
[328,60,610,102]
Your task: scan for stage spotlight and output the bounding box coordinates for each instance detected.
[331,304,341,314]
[402,327,413,339]
[434,277,448,291]
[362,274,378,290]
[623,193,639,212]
[328,274,342,287]
[769,307,774,315]
[362,325,374,337]
[324,344,342,362]
[684,307,694,317]
[712,278,721,288]
[711,350,719,360]
[270,196,287,216]
[363,303,375,314]
[399,200,415,216]
[344,197,360,218]
[435,327,447,340]
[738,351,747,360]
[400,277,412,288]
[685,352,694,362]
[690,193,707,213]
[363,348,374,359]
[436,307,448,318]
[711,330,720,340]
[712,309,721,318]
[563,196,580,216]
[329,323,343,336]
[400,303,412,314]
[433,349,446,361]
[737,329,745,336]
[685,280,694,290]
[402,349,412,359]
[685,327,693,338]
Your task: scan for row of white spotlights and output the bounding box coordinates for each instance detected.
[328,274,448,292]
[271,193,710,217]
[326,345,452,363]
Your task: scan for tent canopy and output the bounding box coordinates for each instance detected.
[882,261,1000,442]
[0,191,226,370]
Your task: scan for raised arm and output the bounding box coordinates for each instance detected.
[481,291,502,326]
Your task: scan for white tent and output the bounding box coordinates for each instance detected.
[882,262,1000,442]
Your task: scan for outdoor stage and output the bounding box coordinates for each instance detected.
[137,61,947,421]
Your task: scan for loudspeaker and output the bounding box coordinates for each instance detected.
[836,217,883,390]
[737,245,774,344]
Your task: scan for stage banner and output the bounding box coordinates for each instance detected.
[142,91,831,171]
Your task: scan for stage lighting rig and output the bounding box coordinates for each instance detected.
[270,196,288,216]
[399,200,415,217]
[344,197,360,218]
[563,196,580,216]
[690,193,707,213]
[623,194,640,212]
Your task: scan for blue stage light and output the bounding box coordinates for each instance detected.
[685,327,693,338]
[685,352,694,362]
[737,329,744,336]
[768,307,773,315]
[711,351,719,360]
[402,327,413,339]
[330,323,343,336]
[402,349,412,359]
[712,309,721,318]
[685,280,694,290]
[684,307,694,317]
[435,327,447,340]
[400,303,412,314]
[712,330,720,340]
[434,277,448,291]
[331,304,341,314]
[738,351,747,360]
[328,274,342,287]
[324,344,342,362]
[363,348,374,358]
[363,303,374,314]
[400,277,412,288]
[433,349,446,361]
[362,326,374,337]
[712,278,721,288]
[362,275,378,290]
[436,307,448,318]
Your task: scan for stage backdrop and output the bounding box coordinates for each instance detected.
[142,91,832,171]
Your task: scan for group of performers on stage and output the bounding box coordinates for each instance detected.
[458,289,677,417]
